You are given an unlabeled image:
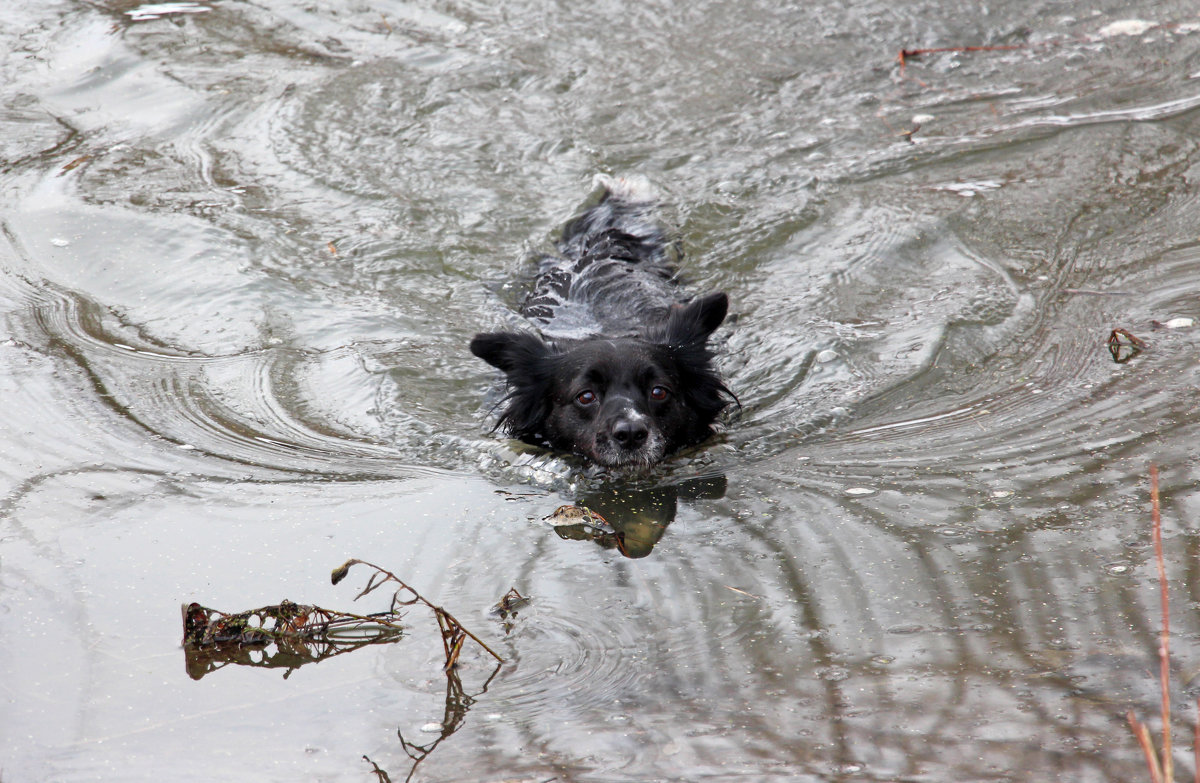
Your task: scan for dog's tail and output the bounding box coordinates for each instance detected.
[559,174,669,264]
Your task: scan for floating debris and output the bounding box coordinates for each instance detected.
[1108,328,1147,364]
[60,155,91,173]
[126,2,212,22]
[491,587,530,634]
[723,584,765,600]
[491,587,530,620]
[543,504,607,528]
[844,486,876,496]
[181,599,403,649]
[547,503,633,553]
[180,599,404,680]
[182,559,502,680]
[1097,20,1155,38]
[896,43,1025,77]
[1151,317,1194,330]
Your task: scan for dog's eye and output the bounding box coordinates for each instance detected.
[576,390,597,406]
[650,385,670,401]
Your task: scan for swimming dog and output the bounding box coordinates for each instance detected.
[470,176,734,468]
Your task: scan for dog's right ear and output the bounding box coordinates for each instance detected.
[661,291,728,347]
[470,331,550,374]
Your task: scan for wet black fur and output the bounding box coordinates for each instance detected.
[470,182,734,468]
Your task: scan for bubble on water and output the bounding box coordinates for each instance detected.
[844,486,875,496]
[816,349,839,363]
[50,238,70,247]
[1103,563,1130,575]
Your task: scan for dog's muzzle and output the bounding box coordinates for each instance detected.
[592,400,664,467]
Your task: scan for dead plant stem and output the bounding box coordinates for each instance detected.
[1152,465,1174,783]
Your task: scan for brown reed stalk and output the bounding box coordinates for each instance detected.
[1127,464,1175,783]
[1129,712,1165,783]
[1151,465,1174,782]
[331,558,504,668]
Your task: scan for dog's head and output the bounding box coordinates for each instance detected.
[471,292,733,468]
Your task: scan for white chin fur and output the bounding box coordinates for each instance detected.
[588,432,667,469]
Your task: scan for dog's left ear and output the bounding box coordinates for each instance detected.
[662,292,728,346]
[470,330,550,374]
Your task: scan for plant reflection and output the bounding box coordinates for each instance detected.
[375,663,502,783]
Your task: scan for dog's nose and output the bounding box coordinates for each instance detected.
[611,418,649,449]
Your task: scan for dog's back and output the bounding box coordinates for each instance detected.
[522,175,679,339]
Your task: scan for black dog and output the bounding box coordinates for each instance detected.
[470,176,734,468]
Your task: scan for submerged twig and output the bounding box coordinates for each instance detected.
[1063,288,1136,296]
[897,44,1026,78]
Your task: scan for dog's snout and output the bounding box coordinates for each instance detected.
[611,417,649,449]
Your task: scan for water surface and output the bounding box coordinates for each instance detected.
[3,0,1200,780]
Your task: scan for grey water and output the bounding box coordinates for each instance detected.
[3,0,1200,780]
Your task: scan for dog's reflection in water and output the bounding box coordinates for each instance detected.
[550,475,726,558]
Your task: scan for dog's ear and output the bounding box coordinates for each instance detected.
[662,292,728,346]
[470,331,550,374]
